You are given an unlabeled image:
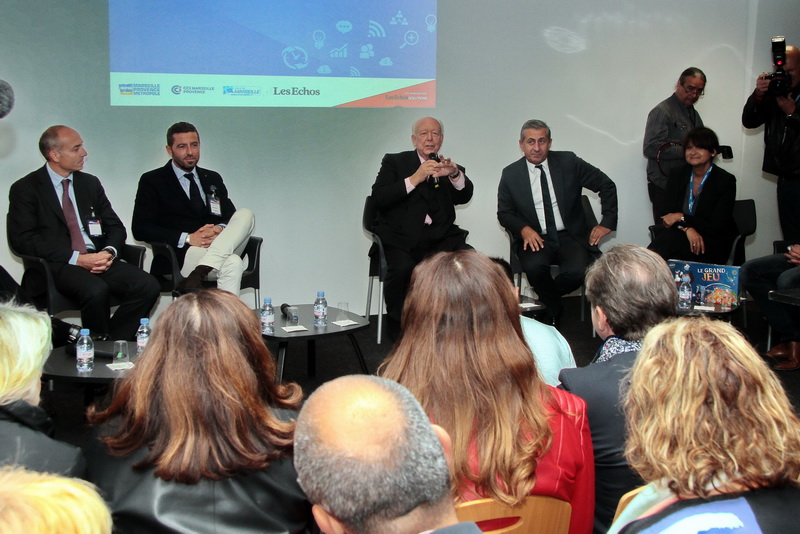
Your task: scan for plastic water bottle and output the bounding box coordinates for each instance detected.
[260,298,275,334]
[76,329,94,372]
[678,276,692,310]
[313,291,328,327]
[136,318,151,355]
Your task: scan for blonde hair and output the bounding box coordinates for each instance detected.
[380,251,552,506]
[624,316,800,498]
[0,466,111,534]
[0,301,51,405]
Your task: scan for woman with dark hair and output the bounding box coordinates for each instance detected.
[609,316,800,533]
[648,126,736,264]
[86,289,315,533]
[380,250,594,534]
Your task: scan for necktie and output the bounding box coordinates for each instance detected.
[61,179,87,253]
[186,173,205,215]
[536,165,559,246]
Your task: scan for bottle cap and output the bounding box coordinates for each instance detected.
[79,328,90,336]
[317,291,324,297]
[140,318,149,325]
[265,297,272,304]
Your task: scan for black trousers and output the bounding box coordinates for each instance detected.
[517,232,591,318]
[383,228,471,321]
[52,260,160,340]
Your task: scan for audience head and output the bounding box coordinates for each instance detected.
[380,250,550,505]
[0,301,51,406]
[625,316,800,498]
[88,289,302,483]
[0,466,111,534]
[294,375,455,534]
[585,243,677,341]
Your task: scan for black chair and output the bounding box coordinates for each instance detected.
[7,238,146,317]
[506,195,600,323]
[148,236,263,307]
[648,199,756,267]
[363,195,388,344]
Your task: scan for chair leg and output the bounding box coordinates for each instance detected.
[254,288,260,309]
[377,280,384,345]
[365,276,374,319]
[767,324,772,351]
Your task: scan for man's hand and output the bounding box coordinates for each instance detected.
[437,155,460,179]
[754,73,771,99]
[786,244,800,265]
[520,226,545,251]
[589,225,611,246]
[661,212,683,228]
[686,228,705,255]
[188,224,219,248]
[409,159,442,187]
[76,250,114,274]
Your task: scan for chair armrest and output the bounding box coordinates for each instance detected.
[121,244,146,268]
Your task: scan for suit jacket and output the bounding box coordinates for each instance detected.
[132,162,236,265]
[559,351,643,534]
[497,151,617,251]
[8,166,127,293]
[371,150,473,250]
[655,163,736,263]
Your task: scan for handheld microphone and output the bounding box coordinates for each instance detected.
[427,153,440,187]
[280,303,293,319]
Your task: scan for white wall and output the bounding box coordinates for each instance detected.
[1,0,798,319]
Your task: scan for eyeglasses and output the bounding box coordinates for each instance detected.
[681,84,705,96]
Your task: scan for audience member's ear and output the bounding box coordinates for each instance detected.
[312,504,347,534]
[432,424,454,472]
[593,305,612,337]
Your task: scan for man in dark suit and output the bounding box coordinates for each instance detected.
[7,126,160,340]
[132,122,254,295]
[371,117,473,324]
[558,244,677,534]
[497,119,617,323]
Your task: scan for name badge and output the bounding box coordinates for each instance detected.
[209,197,222,217]
[87,218,103,236]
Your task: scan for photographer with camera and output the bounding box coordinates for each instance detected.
[742,38,800,241]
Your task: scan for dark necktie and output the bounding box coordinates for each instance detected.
[61,179,87,253]
[186,173,205,215]
[536,165,559,246]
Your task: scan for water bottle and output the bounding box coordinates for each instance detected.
[76,329,94,372]
[313,291,328,327]
[136,318,151,355]
[260,297,275,334]
[678,276,692,310]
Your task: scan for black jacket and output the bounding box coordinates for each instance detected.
[86,410,316,534]
[0,400,86,477]
[742,87,800,177]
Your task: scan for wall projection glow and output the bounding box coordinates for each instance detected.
[109,0,437,108]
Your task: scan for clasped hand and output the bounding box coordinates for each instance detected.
[189,224,222,248]
[410,157,458,186]
[77,250,114,274]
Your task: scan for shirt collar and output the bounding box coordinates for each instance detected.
[46,163,73,187]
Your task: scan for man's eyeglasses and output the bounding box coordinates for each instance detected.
[681,84,705,96]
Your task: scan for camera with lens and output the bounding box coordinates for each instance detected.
[765,36,792,97]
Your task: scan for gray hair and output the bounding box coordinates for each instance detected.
[294,375,450,534]
[412,117,444,136]
[585,244,677,340]
[519,119,551,141]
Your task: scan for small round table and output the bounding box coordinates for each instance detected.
[262,304,370,383]
[43,343,136,404]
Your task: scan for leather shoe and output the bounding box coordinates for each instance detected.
[773,342,800,371]
[176,265,213,294]
[767,341,792,360]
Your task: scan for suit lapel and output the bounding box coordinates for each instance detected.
[36,166,68,226]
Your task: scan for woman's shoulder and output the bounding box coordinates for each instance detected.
[545,385,588,415]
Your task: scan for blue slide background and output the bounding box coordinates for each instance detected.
[110,0,437,79]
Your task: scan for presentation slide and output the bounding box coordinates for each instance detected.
[109,0,437,108]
